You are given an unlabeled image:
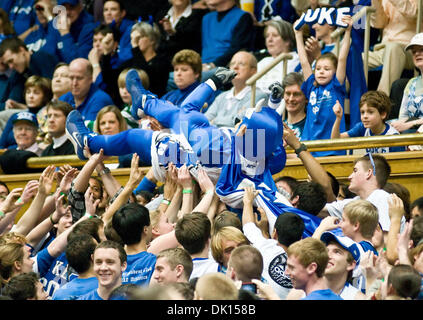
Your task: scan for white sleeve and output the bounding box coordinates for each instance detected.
[243,222,267,246]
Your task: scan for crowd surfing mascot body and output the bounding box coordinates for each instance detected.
[66,68,321,236]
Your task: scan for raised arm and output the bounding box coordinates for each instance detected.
[73,148,106,194]
[177,165,194,216]
[26,192,70,248]
[192,168,216,217]
[385,194,405,265]
[283,123,336,202]
[331,100,349,139]
[293,21,313,80]
[102,153,144,225]
[336,15,353,85]
[0,188,24,234]
[12,166,55,236]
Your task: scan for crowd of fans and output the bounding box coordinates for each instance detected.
[0,0,421,302]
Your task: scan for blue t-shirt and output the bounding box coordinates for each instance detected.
[52,277,98,300]
[302,289,343,300]
[121,251,156,286]
[301,74,347,157]
[59,84,114,121]
[36,250,78,297]
[347,122,406,153]
[78,288,103,300]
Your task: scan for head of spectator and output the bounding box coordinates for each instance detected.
[280,71,306,125]
[45,100,74,139]
[0,239,34,287]
[274,175,299,200]
[264,19,296,58]
[52,63,71,99]
[312,13,336,45]
[0,181,9,203]
[68,217,106,244]
[175,212,211,257]
[211,226,250,270]
[0,8,15,37]
[33,0,54,27]
[149,209,175,240]
[410,197,423,219]
[112,203,153,248]
[227,245,263,284]
[383,264,422,300]
[92,24,120,57]
[358,90,392,135]
[135,190,153,206]
[117,68,149,107]
[405,33,423,74]
[3,272,48,300]
[228,51,258,93]
[167,282,194,300]
[152,248,193,284]
[172,49,202,90]
[286,238,329,293]
[130,21,161,56]
[24,75,52,111]
[194,272,239,300]
[205,0,236,12]
[409,243,423,274]
[92,240,127,300]
[341,199,379,243]
[88,177,106,215]
[212,210,242,234]
[337,183,356,201]
[12,112,39,151]
[273,211,305,248]
[57,0,84,25]
[349,154,391,197]
[65,234,98,278]
[103,0,127,26]
[94,105,127,135]
[290,181,327,216]
[410,215,423,248]
[69,58,93,105]
[0,37,31,74]
[320,231,361,286]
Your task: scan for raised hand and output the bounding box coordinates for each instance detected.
[332,100,343,119]
[38,165,56,196]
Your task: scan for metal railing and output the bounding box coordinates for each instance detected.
[245,52,293,108]
[22,133,423,168]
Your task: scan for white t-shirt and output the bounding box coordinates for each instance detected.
[243,222,292,299]
[256,52,300,94]
[325,189,405,232]
[190,257,219,280]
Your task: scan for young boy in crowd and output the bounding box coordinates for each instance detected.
[117,68,150,129]
[331,90,406,153]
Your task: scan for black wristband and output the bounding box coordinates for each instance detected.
[294,143,307,156]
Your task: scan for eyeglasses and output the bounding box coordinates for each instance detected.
[366,152,376,176]
[34,4,44,11]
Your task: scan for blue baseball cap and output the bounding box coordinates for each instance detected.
[320,231,361,263]
[57,0,80,6]
[12,111,39,128]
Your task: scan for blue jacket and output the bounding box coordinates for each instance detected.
[25,20,60,57]
[56,10,99,63]
[7,0,36,36]
[115,18,134,65]
[59,83,114,121]
[161,81,217,107]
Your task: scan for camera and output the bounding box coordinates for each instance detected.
[240,282,257,294]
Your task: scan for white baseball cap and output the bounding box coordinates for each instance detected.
[405,33,423,51]
[320,231,361,263]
